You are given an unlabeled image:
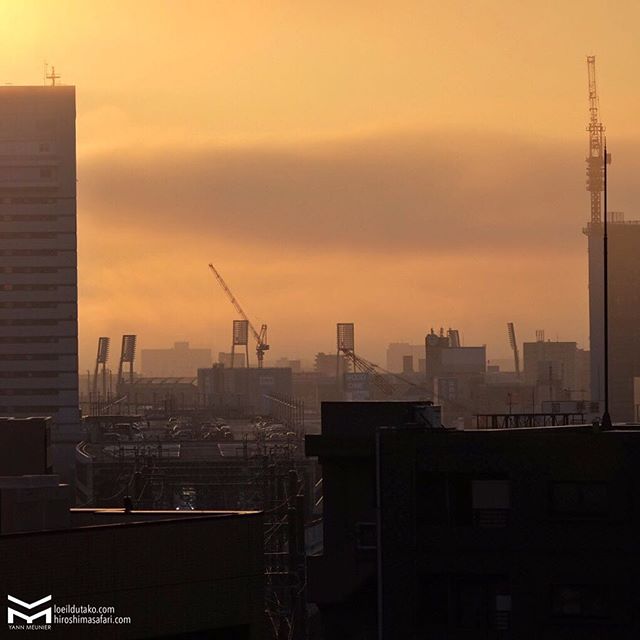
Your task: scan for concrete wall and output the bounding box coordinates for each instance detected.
[0,417,51,475]
[0,512,265,639]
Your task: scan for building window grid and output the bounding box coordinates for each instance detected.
[0,354,61,361]
[550,482,609,517]
[551,585,611,619]
[0,94,78,429]
[0,389,60,396]
[0,267,60,274]
[0,371,60,378]
[0,320,74,326]
[0,302,59,309]
[0,337,60,343]
[417,473,511,528]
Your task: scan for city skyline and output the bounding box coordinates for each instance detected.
[4,5,640,638]
[3,1,640,369]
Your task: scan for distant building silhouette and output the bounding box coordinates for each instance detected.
[218,351,246,368]
[425,328,486,424]
[275,357,302,372]
[523,339,590,401]
[386,342,425,373]
[198,365,293,415]
[141,341,212,377]
[314,352,348,378]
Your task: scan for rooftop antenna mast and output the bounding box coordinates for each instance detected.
[46,65,60,87]
[602,140,612,429]
[586,56,605,224]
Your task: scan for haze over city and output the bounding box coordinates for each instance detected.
[3,1,640,369]
[5,2,640,638]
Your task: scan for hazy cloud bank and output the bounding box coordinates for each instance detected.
[76,130,640,367]
[78,130,633,254]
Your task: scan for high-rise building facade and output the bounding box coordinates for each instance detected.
[587,218,640,422]
[0,86,79,476]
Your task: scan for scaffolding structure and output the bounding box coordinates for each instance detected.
[474,413,587,429]
[78,421,314,639]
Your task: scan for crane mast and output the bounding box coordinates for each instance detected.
[586,56,605,224]
[208,264,269,368]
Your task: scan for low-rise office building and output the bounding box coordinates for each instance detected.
[198,365,293,416]
[0,416,265,639]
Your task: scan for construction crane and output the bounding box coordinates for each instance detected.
[335,323,431,398]
[208,264,269,368]
[341,348,395,396]
[586,56,606,224]
[341,348,433,398]
[507,322,520,377]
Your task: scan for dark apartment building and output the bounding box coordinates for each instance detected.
[307,401,640,639]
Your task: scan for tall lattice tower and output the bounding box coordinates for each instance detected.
[584,57,640,420]
[584,56,606,409]
[586,56,605,224]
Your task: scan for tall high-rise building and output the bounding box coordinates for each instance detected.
[586,215,640,422]
[0,86,80,478]
[583,58,640,422]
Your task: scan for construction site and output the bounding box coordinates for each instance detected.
[75,412,314,638]
[76,262,440,639]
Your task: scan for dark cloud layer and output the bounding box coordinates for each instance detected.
[78,131,640,253]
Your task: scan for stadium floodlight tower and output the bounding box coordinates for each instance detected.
[507,323,520,377]
[117,334,137,386]
[231,319,250,368]
[93,336,111,398]
[336,322,355,377]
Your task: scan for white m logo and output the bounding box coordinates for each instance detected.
[7,595,52,624]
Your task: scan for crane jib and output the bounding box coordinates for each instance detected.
[208,264,269,364]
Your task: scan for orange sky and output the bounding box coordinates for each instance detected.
[2,1,640,370]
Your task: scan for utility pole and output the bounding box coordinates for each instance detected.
[602,142,612,429]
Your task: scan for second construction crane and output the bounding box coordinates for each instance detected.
[208,264,269,368]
